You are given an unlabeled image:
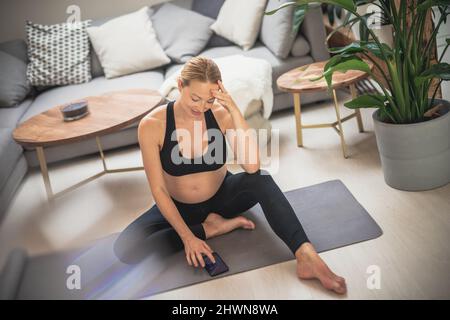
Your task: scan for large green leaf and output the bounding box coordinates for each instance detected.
[417,0,450,11]
[296,0,357,12]
[415,63,450,86]
[313,55,372,88]
[344,94,387,109]
[264,1,297,15]
[329,41,393,60]
[329,42,365,54]
[362,42,393,60]
[293,4,309,35]
[327,60,371,88]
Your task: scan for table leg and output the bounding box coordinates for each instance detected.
[36,146,54,201]
[350,84,364,133]
[96,136,108,172]
[332,89,348,158]
[293,93,303,147]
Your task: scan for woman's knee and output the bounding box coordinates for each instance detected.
[242,169,275,187]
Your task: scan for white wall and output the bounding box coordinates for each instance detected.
[0,0,192,42]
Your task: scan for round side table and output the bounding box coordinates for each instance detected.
[277,60,373,158]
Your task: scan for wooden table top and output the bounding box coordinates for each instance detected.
[277,60,373,93]
[13,89,164,148]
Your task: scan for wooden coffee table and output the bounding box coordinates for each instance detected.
[13,89,164,201]
[277,60,373,158]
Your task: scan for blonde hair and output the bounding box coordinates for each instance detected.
[179,56,222,87]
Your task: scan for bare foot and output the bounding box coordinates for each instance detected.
[295,242,347,295]
[202,212,255,239]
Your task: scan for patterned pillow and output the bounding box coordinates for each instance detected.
[26,20,92,86]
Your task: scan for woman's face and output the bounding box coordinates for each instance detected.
[177,79,220,118]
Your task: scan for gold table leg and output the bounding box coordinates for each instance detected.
[96,136,108,171]
[350,84,364,132]
[36,146,54,202]
[36,136,145,202]
[292,85,365,158]
[332,89,348,158]
[293,93,303,147]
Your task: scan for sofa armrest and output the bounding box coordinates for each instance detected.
[299,4,330,62]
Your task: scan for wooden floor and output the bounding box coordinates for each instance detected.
[1,91,449,299]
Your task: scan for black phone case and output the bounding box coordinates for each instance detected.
[203,252,229,277]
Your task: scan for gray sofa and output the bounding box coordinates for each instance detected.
[0,0,330,221]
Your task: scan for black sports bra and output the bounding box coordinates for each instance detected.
[159,100,227,177]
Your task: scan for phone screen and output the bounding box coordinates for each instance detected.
[203,252,229,277]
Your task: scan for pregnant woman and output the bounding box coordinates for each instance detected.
[114,56,346,295]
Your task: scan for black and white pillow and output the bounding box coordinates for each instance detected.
[26,20,92,86]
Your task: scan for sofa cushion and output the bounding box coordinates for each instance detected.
[87,6,170,79]
[260,0,299,59]
[191,0,234,48]
[0,128,23,190]
[89,17,111,79]
[198,41,314,95]
[26,20,92,86]
[291,34,311,57]
[210,0,268,51]
[20,70,165,123]
[151,3,214,63]
[0,51,31,108]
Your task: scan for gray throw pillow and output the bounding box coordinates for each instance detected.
[151,3,214,63]
[26,20,92,86]
[191,0,234,48]
[260,0,299,59]
[0,45,31,108]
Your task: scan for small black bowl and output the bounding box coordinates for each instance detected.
[61,100,89,121]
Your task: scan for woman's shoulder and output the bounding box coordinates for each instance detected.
[140,103,168,127]
[138,103,168,146]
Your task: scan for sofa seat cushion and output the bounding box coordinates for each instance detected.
[0,128,23,189]
[193,42,314,95]
[20,69,165,124]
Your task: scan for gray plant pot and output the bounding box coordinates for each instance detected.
[372,99,450,191]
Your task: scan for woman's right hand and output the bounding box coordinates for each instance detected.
[182,236,216,268]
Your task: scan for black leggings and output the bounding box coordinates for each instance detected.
[114,169,310,264]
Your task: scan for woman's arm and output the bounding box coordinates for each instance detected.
[138,111,216,268]
[212,80,261,174]
[137,116,195,241]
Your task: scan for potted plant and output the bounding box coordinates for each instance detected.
[267,0,450,191]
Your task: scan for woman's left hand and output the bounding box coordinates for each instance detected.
[211,80,239,114]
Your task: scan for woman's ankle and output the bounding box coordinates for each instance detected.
[295,242,316,260]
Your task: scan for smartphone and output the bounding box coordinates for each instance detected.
[202,252,229,277]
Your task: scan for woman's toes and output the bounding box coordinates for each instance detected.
[237,216,255,230]
[334,281,347,294]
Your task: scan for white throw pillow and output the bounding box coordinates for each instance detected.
[86,6,170,79]
[210,0,268,51]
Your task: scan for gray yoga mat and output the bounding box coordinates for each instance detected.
[0,180,382,299]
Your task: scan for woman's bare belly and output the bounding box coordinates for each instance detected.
[163,166,227,204]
